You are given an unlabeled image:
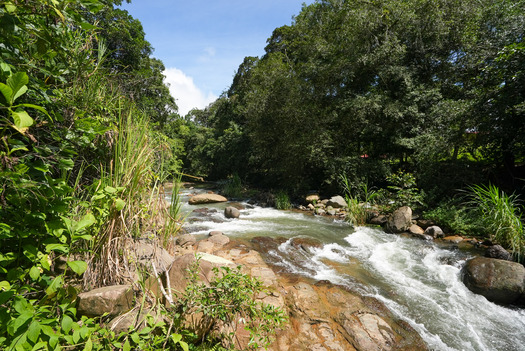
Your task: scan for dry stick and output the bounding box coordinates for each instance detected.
[151,262,173,305]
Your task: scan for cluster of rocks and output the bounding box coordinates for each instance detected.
[76,227,429,350]
[298,195,350,218]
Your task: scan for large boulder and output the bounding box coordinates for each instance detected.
[385,206,412,233]
[77,285,133,318]
[462,257,525,305]
[326,195,347,209]
[189,193,227,205]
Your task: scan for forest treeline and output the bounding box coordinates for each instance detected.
[180,0,525,204]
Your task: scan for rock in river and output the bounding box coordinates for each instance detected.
[189,193,227,205]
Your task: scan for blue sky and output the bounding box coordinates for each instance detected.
[120,0,314,115]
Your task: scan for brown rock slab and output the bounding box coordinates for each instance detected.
[77,285,133,318]
[189,193,228,205]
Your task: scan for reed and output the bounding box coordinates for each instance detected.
[467,184,525,260]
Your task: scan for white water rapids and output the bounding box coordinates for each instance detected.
[177,189,525,351]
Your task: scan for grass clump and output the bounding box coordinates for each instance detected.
[274,190,292,210]
[467,184,525,260]
[222,173,243,198]
[340,174,379,225]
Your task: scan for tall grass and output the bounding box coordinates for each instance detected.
[467,184,525,260]
[83,103,177,288]
[275,190,291,210]
[340,173,378,225]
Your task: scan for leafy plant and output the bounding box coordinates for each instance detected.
[384,171,425,209]
[423,199,480,236]
[466,184,525,260]
[177,257,287,350]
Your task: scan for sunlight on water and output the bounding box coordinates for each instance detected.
[179,189,525,351]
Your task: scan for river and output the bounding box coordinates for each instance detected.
[175,187,525,351]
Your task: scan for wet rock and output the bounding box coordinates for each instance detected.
[326,195,347,209]
[189,193,228,205]
[409,232,434,241]
[316,208,327,216]
[368,214,388,226]
[424,226,445,239]
[224,206,240,219]
[385,206,412,233]
[209,230,223,236]
[77,285,133,318]
[289,237,323,252]
[485,245,512,261]
[342,313,395,351]
[462,257,525,305]
[442,236,464,244]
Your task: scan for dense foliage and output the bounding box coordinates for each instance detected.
[182,0,525,203]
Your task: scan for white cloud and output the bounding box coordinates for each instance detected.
[163,67,218,116]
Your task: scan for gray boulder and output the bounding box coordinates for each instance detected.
[175,234,197,247]
[385,206,412,233]
[326,195,347,209]
[224,206,240,219]
[462,257,525,305]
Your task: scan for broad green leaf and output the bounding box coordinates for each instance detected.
[46,243,69,254]
[31,341,48,350]
[4,3,16,13]
[180,341,189,351]
[27,321,41,343]
[114,198,125,211]
[104,186,117,194]
[11,85,27,104]
[17,103,51,120]
[29,266,41,281]
[7,72,28,104]
[0,82,12,103]
[80,22,96,30]
[11,109,34,134]
[83,337,93,351]
[171,334,182,343]
[122,339,131,351]
[74,213,96,232]
[13,296,33,314]
[67,261,87,276]
[8,312,32,336]
[61,315,73,334]
[40,255,51,271]
[0,281,11,291]
[46,276,63,296]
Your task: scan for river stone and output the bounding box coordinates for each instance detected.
[175,234,197,247]
[385,206,412,233]
[306,194,320,203]
[369,214,388,226]
[224,206,240,219]
[188,193,227,205]
[207,233,230,247]
[424,225,445,238]
[326,195,347,209]
[409,224,425,235]
[485,245,512,261]
[442,235,464,244]
[462,257,525,305]
[77,285,133,318]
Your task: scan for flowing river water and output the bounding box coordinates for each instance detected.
[174,187,525,351]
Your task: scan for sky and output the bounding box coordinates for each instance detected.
[120,0,315,116]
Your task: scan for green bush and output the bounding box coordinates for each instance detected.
[423,199,480,236]
[222,173,243,198]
